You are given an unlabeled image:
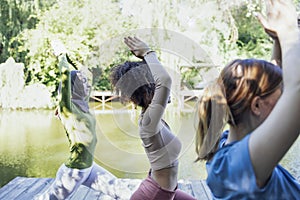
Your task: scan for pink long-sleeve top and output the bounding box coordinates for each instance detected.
[139,52,182,171]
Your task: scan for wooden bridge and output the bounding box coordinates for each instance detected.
[90,90,203,112]
[0,177,212,200]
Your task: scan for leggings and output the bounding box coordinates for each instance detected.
[34,163,126,200]
[34,164,93,200]
[130,174,197,200]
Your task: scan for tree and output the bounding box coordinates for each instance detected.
[14,0,138,95]
[11,0,285,96]
[0,0,56,63]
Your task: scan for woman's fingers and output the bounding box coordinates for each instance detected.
[133,36,142,43]
[51,39,67,56]
[124,36,150,58]
[261,0,298,36]
[124,36,147,49]
[255,12,278,39]
[124,37,139,49]
[265,0,273,16]
[255,12,268,29]
[124,37,133,46]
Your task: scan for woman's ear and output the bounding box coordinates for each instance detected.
[251,96,261,116]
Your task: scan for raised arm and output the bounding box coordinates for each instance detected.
[256,11,282,66]
[124,36,171,131]
[257,12,300,67]
[249,0,300,187]
[270,38,282,67]
[58,54,72,111]
[51,40,72,112]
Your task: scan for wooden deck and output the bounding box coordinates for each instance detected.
[0,177,212,200]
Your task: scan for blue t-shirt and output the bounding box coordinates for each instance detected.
[206,131,300,200]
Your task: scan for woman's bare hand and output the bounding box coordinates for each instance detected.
[124,36,151,59]
[51,39,67,57]
[256,0,298,40]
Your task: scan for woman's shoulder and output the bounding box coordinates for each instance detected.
[207,133,253,182]
[207,133,300,199]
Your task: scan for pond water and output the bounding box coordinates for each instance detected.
[0,102,299,188]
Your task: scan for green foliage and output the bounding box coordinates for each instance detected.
[94,50,133,91]
[0,0,56,63]
[231,3,272,59]
[180,67,202,89]
[0,0,58,98]
[1,0,284,96]
[14,0,139,95]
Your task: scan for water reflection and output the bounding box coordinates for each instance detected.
[0,102,299,188]
[0,109,69,187]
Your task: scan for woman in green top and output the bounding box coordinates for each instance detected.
[34,41,127,200]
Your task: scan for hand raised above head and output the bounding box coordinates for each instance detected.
[255,11,278,40]
[256,0,298,40]
[124,36,151,59]
[51,39,67,57]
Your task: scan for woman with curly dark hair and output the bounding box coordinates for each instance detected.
[110,36,196,200]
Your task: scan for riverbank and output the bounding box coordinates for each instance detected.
[0,108,208,188]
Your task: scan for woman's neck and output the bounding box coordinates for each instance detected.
[227,110,259,144]
[227,121,256,144]
[227,126,248,144]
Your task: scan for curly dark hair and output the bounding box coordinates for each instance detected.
[110,61,155,109]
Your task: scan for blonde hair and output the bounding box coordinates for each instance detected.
[196,59,282,161]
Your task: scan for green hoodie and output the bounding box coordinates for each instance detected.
[57,53,97,169]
